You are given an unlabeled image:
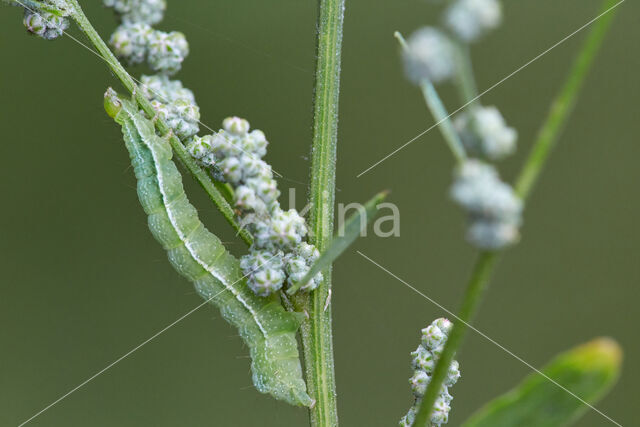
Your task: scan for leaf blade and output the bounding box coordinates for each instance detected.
[462,338,622,427]
[287,191,388,295]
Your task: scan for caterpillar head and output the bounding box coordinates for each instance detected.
[104,87,124,119]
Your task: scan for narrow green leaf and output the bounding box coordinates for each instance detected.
[463,338,623,427]
[287,191,388,295]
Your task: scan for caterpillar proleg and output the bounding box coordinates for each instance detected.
[104,88,312,407]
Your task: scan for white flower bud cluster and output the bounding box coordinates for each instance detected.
[403,27,456,85]
[444,0,502,42]
[186,118,322,296]
[105,0,187,75]
[109,22,152,65]
[284,242,323,292]
[451,160,522,249]
[105,0,195,139]
[146,30,189,75]
[400,318,460,427]
[401,0,505,85]
[454,106,517,161]
[13,1,71,41]
[141,75,200,139]
[109,23,188,75]
[400,1,520,250]
[104,1,319,297]
[23,8,68,40]
[239,248,286,297]
[103,0,166,25]
[187,118,271,203]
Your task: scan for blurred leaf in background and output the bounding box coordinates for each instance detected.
[463,338,622,427]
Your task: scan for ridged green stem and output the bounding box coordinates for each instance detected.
[414,1,619,424]
[293,0,345,425]
[66,0,252,246]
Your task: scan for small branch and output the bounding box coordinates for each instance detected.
[452,40,479,108]
[288,191,388,295]
[514,0,619,200]
[419,81,467,164]
[414,1,619,424]
[66,0,252,247]
[394,31,466,164]
[294,0,345,425]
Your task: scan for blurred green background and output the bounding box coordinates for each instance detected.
[1,0,638,425]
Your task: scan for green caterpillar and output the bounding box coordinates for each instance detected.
[104,88,312,407]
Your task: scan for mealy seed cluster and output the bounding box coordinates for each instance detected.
[401,0,522,250]
[6,0,71,40]
[104,0,322,297]
[400,318,461,427]
[187,119,323,296]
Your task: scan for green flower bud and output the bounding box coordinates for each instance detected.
[23,9,68,40]
[399,404,418,427]
[411,346,436,372]
[422,324,447,350]
[444,360,461,386]
[244,130,268,158]
[151,98,199,140]
[218,157,243,184]
[235,185,265,213]
[444,0,502,42]
[147,30,189,75]
[451,160,523,250]
[434,318,453,336]
[186,135,212,160]
[403,27,455,84]
[141,74,196,104]
[246,176,280,207]
[223,116,250,136]
[454,105,517,161]
[110,22,152,65]
[431,394,452,425]
[240,248,286,296]
[104,0,166,25]
[410,370,431,397]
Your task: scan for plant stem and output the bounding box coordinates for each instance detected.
[294,0,344,425]
[452,40,479,108]
[515,0,620,200]
[413,252,497,426]
[420,81,467,164]
[66,0,252,247]
[414,1,619,424]
[394,32,466,164]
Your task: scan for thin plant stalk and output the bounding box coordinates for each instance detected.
[452,40,480,108]
[414,1,619,424]
[65,0,253,246]
[293,0,345,425]
[420,81,467,164]
[288,191,388,295]
[514,1,619,200]
[394,32,467,164]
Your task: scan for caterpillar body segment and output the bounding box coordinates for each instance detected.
[105,89,312,406]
